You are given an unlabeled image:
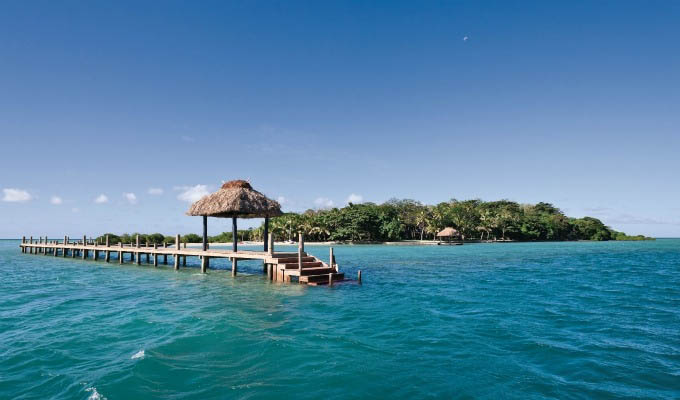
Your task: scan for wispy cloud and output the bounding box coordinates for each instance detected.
[2,188,32,203]
[123,192,137,204]
[50,196,63,205]
[346,193,363,204]
[147,187,164,195]
[314,197,334,209]
[94,194,109,204]
[175,185,209,202]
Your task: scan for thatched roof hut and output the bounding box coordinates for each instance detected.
[186,180,282,218]
[186,180,282,254]
[436,227,460,238]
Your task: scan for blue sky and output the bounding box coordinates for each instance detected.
[1,1,679,238]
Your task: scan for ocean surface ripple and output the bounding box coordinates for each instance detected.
[1,240,679,399]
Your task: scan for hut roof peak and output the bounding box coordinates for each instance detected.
[221,180,252,190]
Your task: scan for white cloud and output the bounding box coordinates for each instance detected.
[94,194,109,204]
[346,193,363,204]
[175,185,209,202]
[463,36,469,41]
[2,188,32,202]
[50,196,63,205]
[276,196,287,205]
[124,192,137,204]
[148,187,164,195]
[314,197,334,209]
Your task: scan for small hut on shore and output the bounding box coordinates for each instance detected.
[436,227,461,243]
[186,180,282,257]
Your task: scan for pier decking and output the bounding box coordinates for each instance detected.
[19,234,345,286]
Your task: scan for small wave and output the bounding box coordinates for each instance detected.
[86,387,104,400]
[131,350,145,359]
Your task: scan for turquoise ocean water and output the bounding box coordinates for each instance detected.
[1,239,679,399]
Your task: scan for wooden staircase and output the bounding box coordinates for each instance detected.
[267,252,344,285]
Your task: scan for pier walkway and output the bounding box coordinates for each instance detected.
[19,234,346,286]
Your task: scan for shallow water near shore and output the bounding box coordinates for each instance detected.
[1,239,679,399]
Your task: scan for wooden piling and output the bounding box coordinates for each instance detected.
[163,243,168,264]
[298,233,304,273]
[153,243,158,267]
[268,233,274,256]
[231,258,237,276]
[328,273,333,286]
[358,270,362,284]
[201,256,208,273]
[119,243,123,264]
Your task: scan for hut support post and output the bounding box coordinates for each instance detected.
[263,217,269,252]
[232,258,237,276]
[232,217,237,252]
[202,215,208,252]
[268,233,274,256]
[329,247,334,272]
[201,256,209,273]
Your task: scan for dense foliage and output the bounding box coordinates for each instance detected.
[253,199,653,242]
[96,199,652,243]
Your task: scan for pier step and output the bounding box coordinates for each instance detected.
[300,273,345,285]
[281,261,324,269]
[274,256,315,263]
[285,267,335,276]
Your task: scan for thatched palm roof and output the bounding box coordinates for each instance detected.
[186,180,283,218]
[436,227,460,237]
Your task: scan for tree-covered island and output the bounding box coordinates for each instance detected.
[97,198,653,244]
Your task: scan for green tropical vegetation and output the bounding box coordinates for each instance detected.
[96,198,653,244]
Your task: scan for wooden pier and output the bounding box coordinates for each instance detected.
[19,233,345,286]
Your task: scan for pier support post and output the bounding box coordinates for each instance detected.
[232,258,237,276]
[358,270,362,284]
[119,243,123,264]
[174,234,180,270]
[21,236,25,253]
[94,250,99,260]
[201,256,209,273]
[105,250,110,262]
[298,233,304,273]
[329,247,334,272]
[329,273,333,286]
[163,243,168,264]
[267,264,273,280]
[153,243,158,267]
[134,235,140,265]
[29,236,33,253]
